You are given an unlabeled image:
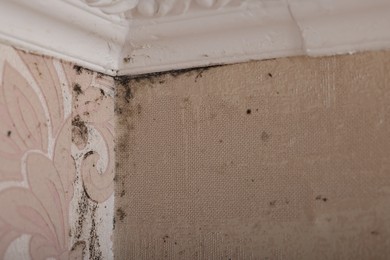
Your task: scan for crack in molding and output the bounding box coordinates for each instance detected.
[285,0,306,54]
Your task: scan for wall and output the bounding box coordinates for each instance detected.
[115,51,390,259]
[0,43,114,259]
[1,40,390,259]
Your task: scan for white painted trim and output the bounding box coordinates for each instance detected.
[1,0,390,76]
[0,0,127,75]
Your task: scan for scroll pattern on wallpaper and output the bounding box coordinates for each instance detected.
[0,44,114,259]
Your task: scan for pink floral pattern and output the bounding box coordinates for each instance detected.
[0,45,114,259]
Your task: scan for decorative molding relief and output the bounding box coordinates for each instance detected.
[0,0,390,76]
[80,0,246,17]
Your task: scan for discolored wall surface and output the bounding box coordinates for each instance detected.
[115,51,390,259]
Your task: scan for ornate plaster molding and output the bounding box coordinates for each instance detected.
[80,0,248,17]
[0,0,389,76]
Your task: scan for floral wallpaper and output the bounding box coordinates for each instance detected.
[0,43,114,259]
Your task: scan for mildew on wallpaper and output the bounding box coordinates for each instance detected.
[0,43,114,259]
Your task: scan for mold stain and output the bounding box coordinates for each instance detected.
[315,195,328,202]
[71,115,88,148]
[74,189,90,240]
[73,83,83,95]
[73,65,84,75]
[89,204,102,260]
[116,208,126,221]
[73,65,94,75]
[73,180,102,259]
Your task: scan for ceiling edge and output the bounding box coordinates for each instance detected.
[1,0,389,76]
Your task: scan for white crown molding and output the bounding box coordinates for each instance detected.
[0,0,390,76]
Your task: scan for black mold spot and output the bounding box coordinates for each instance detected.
[117,208,126,221]
[73,83,83,95]
[163,235,169,243]
[113,217,116,230]
[100,89,105,96]
[114,75,132,86]
[114,64,224,85]
[84,151,95,159]
[268,73,273,78]
[316,195,328,202]
[7,131,11,137]
[246,109,252,115]
[73,65,83,75]
[73,65,94,75]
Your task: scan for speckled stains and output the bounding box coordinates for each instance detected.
[70,68,114,260]
[89,204,102,260]
[72,187,102,260]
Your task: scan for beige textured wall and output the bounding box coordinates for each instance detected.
[116,51,390,259]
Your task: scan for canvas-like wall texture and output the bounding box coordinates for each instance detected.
[0,43,115,259]
[116,51,390,259]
